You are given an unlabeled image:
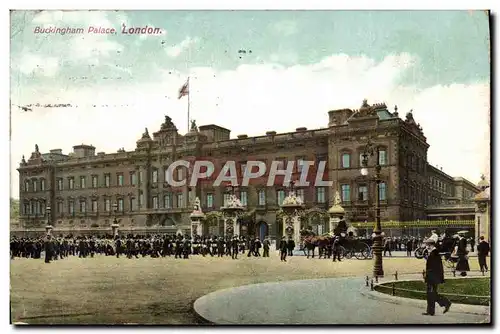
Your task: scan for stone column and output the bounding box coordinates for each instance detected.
[293,215,301,249]
[223,216,239,237]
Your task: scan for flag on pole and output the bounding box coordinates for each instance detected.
[178,79,189,99]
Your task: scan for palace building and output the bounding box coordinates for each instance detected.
[16,100,480,238]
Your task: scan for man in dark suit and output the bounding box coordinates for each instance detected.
[280,236,288,262]
[476,236,490,273]
[287,238,295,256]
[44,235,53,263]
[423,239,452,316]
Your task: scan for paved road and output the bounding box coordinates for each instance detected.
[193,277,489,325]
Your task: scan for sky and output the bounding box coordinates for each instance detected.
[9,10,490,199]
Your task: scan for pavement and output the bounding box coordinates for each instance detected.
[288,250,478,257]
[193,276,490,325]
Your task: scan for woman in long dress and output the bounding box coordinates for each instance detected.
[455,233,470,276]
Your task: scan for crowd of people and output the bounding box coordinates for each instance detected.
[10,234,287,263]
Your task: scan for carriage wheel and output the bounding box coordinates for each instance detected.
[343,247,352,259]
[355,248,369,260]
[444,259,456,269]
[365,247,373,259]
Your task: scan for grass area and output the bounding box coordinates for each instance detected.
[375,278,491,306]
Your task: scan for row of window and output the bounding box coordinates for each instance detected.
[341,150,387,169]
[340,183,387,202]
[23,179,46,192]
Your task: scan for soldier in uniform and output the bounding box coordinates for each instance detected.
[280,236,288,262]
[231,236,239,259]
[44,234,53,263]
[175,236,183,259]
[262,237,270,257]
[115,235,122,258]
[89,236,96,258]
[217,237,225,257]
[183,237,192,259]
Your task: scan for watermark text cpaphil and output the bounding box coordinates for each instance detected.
[33,24,164,36]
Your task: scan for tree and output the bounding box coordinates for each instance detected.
[10,198,20,220]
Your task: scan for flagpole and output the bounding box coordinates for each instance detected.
[187,77,190,133]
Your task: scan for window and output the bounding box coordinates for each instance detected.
[152,169,158,183]
[117,173,124,186]
[379,149,387,165]
[177,193,184,208]
[68,177,74,190]
[118,198,124,212]
[342,153,351,168]
[240,163,247,177]
[277,190,286,206]
[24,180,30,192]
[177,168,183,181]
[91,200,98,212]
[23,203,29,215]
[359,152,366,167]
[316,187,326,203]
[92,175,98,188]
[104,199,111,212]
[358,185,368,201]
[206,193,214,208]
[33,180,37,192]
[130,172,137,186]
[80,176,86,189]
[57,202,63,214]
[68,200,75,214]
[164,194,172,209]
[139,171,143,184]
[258,189,266,205]
[296,156,306,173]
[296,189,305,202]
[223,193,231,206]
[130,198,136,211]
[240,191,248,206]
[80,200,86,213]
[153,196,159,209]
[57,179,63,190]
[379,182,387,201]
[139,192,144,207]
[40,179,45,191]
[341,184,351,202]
[104,174,110,187]
[276,158,286,169]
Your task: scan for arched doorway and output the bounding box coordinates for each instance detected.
[257,221,269,240]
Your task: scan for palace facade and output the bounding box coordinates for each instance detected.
[16,100,480,238]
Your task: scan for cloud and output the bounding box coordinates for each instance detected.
[10,53,489,198]
[166,36,199,58]
[271,20,298,36]
[17,54,59,77]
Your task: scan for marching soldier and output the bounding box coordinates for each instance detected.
[254,237,262,257]
[183,237,191,259]
[115,235,122,258]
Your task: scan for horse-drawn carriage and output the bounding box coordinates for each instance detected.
[300,229,372,260]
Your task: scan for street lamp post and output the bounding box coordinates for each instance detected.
[111,202,119,236]
[45,205,53,236]
[361,139,384,278]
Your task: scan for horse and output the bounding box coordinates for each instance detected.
[302,234,334,259]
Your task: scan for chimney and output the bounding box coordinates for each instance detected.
[266,131,277,136]
[296,127,307,132]
[237,134,248,139]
